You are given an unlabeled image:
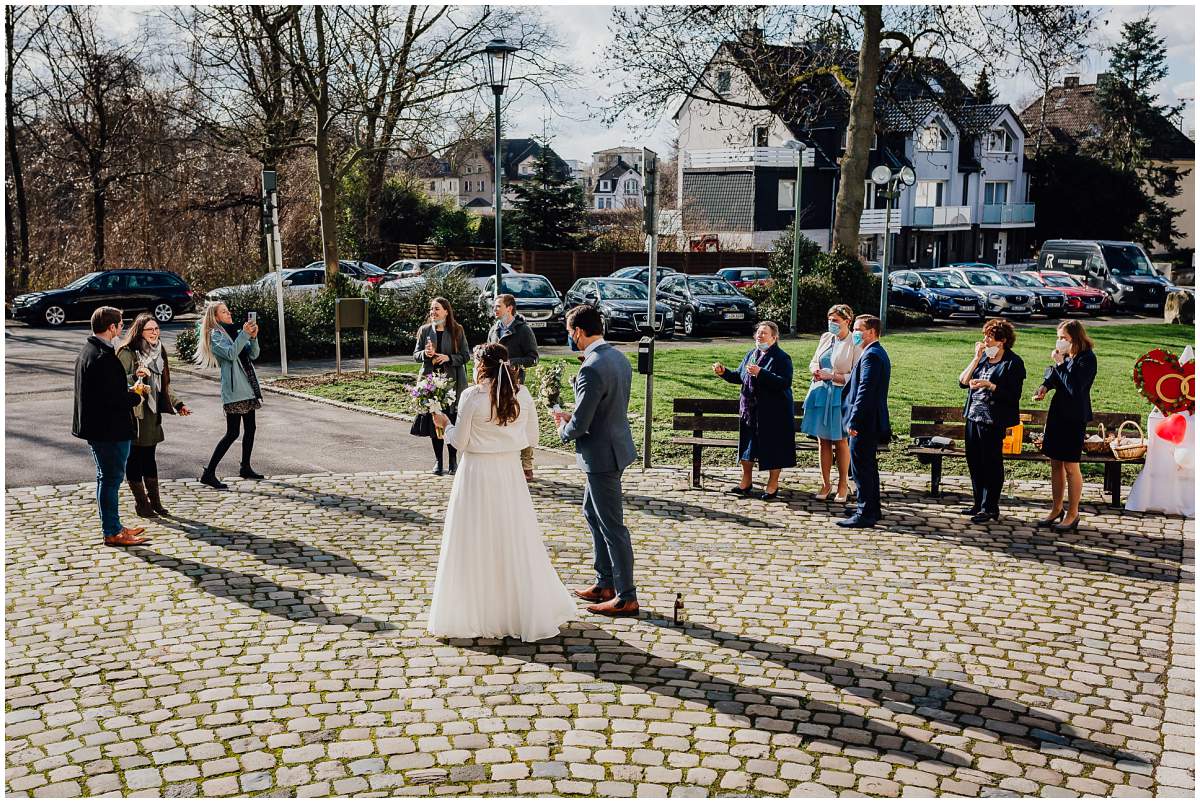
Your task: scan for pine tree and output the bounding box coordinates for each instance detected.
[506,140,587,250]
[972,68,997,104]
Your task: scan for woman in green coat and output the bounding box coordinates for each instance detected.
[117,313,191,517]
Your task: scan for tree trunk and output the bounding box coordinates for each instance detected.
[90,169,106,268]
[362,153,387,257]
[5,5,30,290]
[315,119,339,277]
[831,5,882,257]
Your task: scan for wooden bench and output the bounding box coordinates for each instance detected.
[907,406,1146,507]
[670,397,821,488]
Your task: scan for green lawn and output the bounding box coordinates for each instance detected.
[291,322,1191,482]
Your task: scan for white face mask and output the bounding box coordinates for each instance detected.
[984,345,1000,359]
[1056,337,1071,354]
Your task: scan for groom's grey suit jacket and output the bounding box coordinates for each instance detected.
[560,343,638,473]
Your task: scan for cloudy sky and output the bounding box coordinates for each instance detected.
[96,4,1195,164]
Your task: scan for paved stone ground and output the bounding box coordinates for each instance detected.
[5,467,1193,798]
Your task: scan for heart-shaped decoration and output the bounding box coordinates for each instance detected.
[1154,412,1189,445]
[1133,348,1196,416]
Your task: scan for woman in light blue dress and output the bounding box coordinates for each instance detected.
[800,305,861,502]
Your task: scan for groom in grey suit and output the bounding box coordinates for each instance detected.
[554,305,640,617]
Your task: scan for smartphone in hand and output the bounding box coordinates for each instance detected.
[248,311,257,323]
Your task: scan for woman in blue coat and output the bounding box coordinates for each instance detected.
[711,321,796,500]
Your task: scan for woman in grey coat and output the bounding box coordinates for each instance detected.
[196,301,263,489]
[413,296,471,475]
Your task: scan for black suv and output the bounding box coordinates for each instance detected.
[9,269,195,327]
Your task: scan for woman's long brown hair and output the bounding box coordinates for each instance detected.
[473,342,520,426]
[122,312,158,352]
[431,296,464,345]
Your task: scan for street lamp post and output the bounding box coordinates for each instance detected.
[869,165,915,335]
[484,39,519,299]
[784,140,806,336]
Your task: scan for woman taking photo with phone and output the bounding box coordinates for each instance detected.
[196,302,264,489]
[413,297,471,475]
[117,313,191,516]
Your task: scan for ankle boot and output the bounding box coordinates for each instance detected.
[239,464,265,480]
[127,479,157,518]
[200,468,228,490]
[144,477,169,515]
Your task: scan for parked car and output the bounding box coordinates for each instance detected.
[384,258,440,282]
[1037,239,1171,314]
[610,264,679,286]
[939,265,1035,318]
[886,270,983,320]
[206,268,328,302]
[387,260,517,293]
[563,277,674,339]
[716,267,774,289]
[10,269,196,327]
[479,273,567,345]
[656,273,758,336]
[300,260,390,287]
[863,260,883,276]
[996,270,1067,317]
[1021,270,1107,316]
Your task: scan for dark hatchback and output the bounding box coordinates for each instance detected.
[563,278,675,339]
[656,273,758,336]
[480,273,568,345]
[9,269,195,327]
[887,270,983,320]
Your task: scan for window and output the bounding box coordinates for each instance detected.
[778,179,796,211]
[605,197,613,209]
[986,128,1015,153]
[599,180,611,192]
[478,180,485,192]
[841,129,878,150]
[753,126,769,147]
[863,181,888,210]
[915,180,945,207]
[716,70,731,94]
[597,199,604,209]
[95,273,126,291]
[624,178,638,193]
[917,124,948,152]
[984,181,1009,206]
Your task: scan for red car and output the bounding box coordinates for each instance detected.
[716,267,774,290]
[1022,270,1107,315]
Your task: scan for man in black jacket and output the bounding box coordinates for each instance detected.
[73,306,148,546]
[488,293,540,479]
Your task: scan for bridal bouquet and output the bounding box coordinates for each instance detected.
[411,373,457,438]
[539,360,565,411]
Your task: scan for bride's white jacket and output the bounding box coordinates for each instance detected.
[444,383,539,454]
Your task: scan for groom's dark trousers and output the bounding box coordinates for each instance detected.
[583,469,636,601]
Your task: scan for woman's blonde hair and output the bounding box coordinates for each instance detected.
[195,302,227,368]
[827,304,854,323]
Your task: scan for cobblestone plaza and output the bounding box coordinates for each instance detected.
[4,467,1193,797]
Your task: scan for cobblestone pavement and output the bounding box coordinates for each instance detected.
[5,467,1193,797]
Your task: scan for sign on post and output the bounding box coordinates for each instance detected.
[335,298,369,375]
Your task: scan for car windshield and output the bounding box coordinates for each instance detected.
[1101,244,1155,276]
[352,262,385,275]
[425,263,456,279]
[1002,272,1039,288]
[499,276,556,298]
[963,269,1007,286]
[918,272,967,289]
[256,274,279,287]
[615,267,646,277]
[598,281,648,300]
[1042,274,1080,288]
[688,278,738,296]
[64,272,103,290]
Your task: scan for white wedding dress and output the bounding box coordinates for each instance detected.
[428,381,577,641]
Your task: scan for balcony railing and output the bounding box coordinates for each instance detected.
[859,208,901,234]
[982,203,1036,225]
[685,146,815,169]
[912,205,973,228]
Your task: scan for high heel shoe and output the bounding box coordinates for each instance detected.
[760,488,779,501]
[1036,511,1065,529]
[833,490,849,504]
[814,487,832,501]
[1052,516,1080,533]
[726,485,752,496]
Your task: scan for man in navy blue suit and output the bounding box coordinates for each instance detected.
[839,314,891,528]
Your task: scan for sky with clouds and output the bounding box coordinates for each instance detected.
[95,4,1195,164]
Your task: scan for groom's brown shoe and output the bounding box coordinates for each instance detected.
[574,585,615,603]
[587,598,640,618]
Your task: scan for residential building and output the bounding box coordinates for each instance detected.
[592,158,643,210]
[674,38,1037,264]
[562,159,589,186]
[418,138,571,214]
[589,146,645,189]
[1020,74,1195,253]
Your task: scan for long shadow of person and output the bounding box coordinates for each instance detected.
[125,546,396,633]
[159,515,389,581]
[465,618,1148,774]
[529,476,770,529]
[238,479,437,527]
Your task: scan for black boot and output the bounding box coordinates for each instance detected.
[127,479,157,518]
[431,439,445,475]
[200,468,228,490]
[239,464,265,480]
[144,477,169,516]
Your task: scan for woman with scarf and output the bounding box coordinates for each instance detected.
[117,313,191,516]
[711,321,796,500]
[196,301,263,490]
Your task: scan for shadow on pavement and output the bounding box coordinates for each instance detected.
[238,479,437,526]
[530,476,770,529]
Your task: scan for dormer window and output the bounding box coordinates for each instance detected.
[599,180,611,192]
[917,124,948,152]
[716,70,732,94]
[986,127,1015,153]
[753,126,769,147]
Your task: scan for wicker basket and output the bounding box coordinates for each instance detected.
[1110,420,1148,461]
[1083,423,1112,455]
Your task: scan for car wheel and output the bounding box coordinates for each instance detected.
[682,309,696,337]
[153,303,175,323]
[43,305,66,327]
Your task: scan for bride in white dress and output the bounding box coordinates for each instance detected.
[428,342,577,641]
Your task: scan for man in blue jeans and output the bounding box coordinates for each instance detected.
[73,306,148,546]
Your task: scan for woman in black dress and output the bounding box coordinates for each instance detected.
[711,321,796,500]
[1033,319,1096,531]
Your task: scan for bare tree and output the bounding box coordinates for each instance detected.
[5,5,47,290]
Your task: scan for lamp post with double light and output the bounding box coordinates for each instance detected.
[869,164,915,334]
[484,39,519,299]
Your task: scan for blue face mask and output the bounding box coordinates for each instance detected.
[828,321,841,335]
[568,330,580,351]
[852,330,863,346]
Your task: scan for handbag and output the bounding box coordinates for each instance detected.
[410,412,433,437]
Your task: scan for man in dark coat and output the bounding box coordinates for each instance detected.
[488,293,540,479]
[73,306,148,546]
[839,314,892,528]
